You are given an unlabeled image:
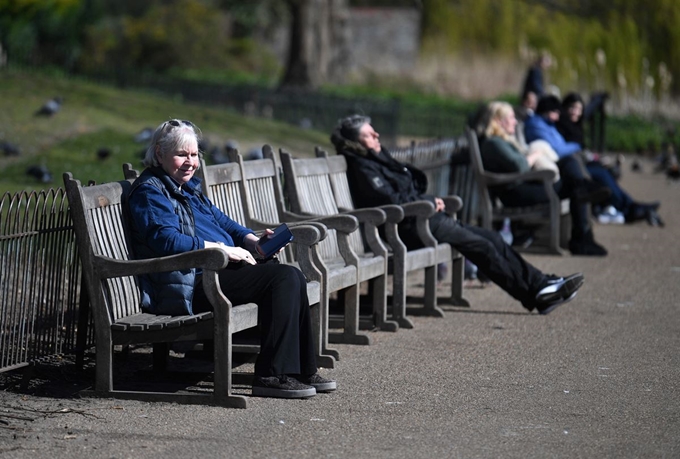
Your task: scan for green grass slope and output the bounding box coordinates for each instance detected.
[0,70,330,194]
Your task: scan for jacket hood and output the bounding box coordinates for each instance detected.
[330,127,371,157]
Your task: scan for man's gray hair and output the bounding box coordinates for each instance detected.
[338,114,371,142]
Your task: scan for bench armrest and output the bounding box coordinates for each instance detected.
[342,208,390,258]
[401,200,435,218]
[483,169,556,187]
[440,195,463,213]
[308,214,359,235]
[400,201,438,247]
[343,207,386,226]
[95,248,229,280]
[288,224,323,246]
[375,204,405,223]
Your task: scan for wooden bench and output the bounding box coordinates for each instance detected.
[190,160,337,368]
[313,148,471,324]
[64,172,268,408]
[276,148,403,333]
[465,126,570,254]
[244,148,399,340]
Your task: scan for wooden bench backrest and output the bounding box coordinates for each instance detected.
[389,138,455,197]
[279,150,365,257]
[65,175,141,324]
[198,161,250,229]
[237,147,340,262]
[237,154,285,228]
[198,158,297,264]
[314,149,355,212]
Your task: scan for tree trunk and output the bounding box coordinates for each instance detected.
[280,0,350,89]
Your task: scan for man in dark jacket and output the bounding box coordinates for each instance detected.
[330,114,584,315]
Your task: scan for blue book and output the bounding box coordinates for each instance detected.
[257,223,294,259]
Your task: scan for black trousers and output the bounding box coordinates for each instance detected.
[496,155,592,240]
[428,213,548,310]
[195,262,317,377]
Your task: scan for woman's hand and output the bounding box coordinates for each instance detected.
[205,241,257,265]
[244,231,271,257]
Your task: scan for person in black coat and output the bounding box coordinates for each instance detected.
[521,54,552,99]
[330,114,585,315]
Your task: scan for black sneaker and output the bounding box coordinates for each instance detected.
[535,273,585,315]
[296,373,337,392]
[252,375,316,399]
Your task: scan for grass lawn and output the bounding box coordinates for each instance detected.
[0,69,330,194]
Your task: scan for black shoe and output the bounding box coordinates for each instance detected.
[569,238,608,256]
[296,373,337,392]
[252,375,316,399]
[646,209,665,227]
[626,202,661,223]
[535,273,585,315]
[574,181,612,204]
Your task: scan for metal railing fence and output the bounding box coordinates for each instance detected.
[0,188,89,373]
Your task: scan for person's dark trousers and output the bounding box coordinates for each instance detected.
[556,155,595,240]
[586,162,633,214]
[427,213,547,310]
[195,262,317,377]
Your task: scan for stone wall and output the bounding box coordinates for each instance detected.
[346,7,421,78]
[258,6,421,83]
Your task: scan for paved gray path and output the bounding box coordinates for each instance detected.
[1,161,679,458]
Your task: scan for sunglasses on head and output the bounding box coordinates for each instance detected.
[164,119,194,129]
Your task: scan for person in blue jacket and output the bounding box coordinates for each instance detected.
[524,95,583,159]
[125,119,335,399]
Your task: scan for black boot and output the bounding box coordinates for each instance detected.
[569,231,607,256]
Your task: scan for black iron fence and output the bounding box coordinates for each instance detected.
[6,57,469,143]
[0,188,89,373]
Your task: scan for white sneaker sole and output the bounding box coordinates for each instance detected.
[251,386,316,399]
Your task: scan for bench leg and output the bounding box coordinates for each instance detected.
[153,343,169,372]
[422,264,445,317]
[389,260,415,329]
[371,275,398,332]
[311,300,338,367]
[449,255,470,307]
[329,284,372,345]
